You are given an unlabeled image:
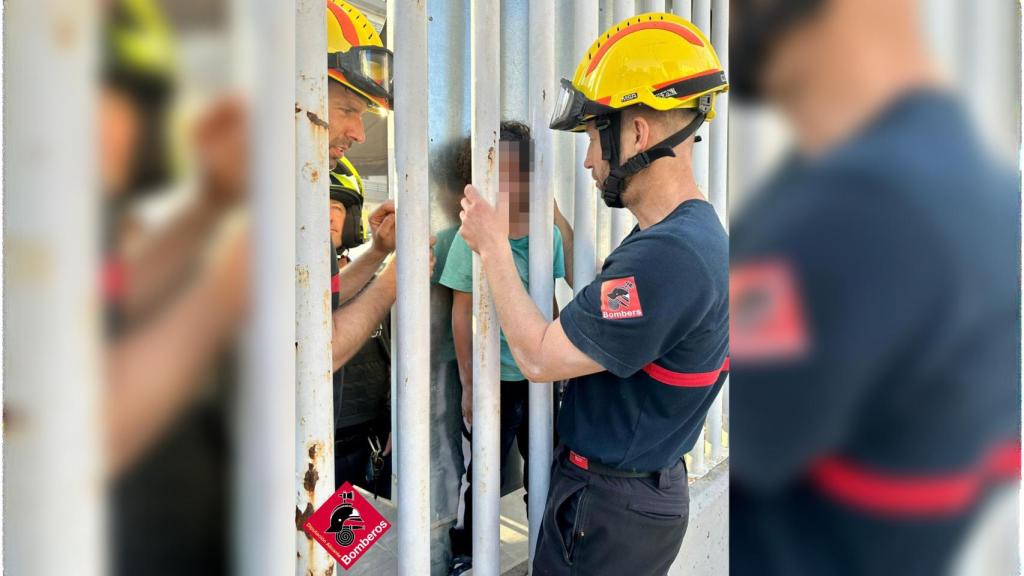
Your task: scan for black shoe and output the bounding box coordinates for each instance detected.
[448,554,472,576]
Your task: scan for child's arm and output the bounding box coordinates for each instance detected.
[452,290,475,424]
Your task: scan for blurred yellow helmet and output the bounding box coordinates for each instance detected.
[105,0,177,90]
[550,13,728,207]
[330,157,369,249]
[326,1,393,111]
[551,12,727,132]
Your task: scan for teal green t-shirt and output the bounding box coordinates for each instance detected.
[438,227,566,381]
[431,226,461,364]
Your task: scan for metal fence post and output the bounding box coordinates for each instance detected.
[470,0,502,573]
[691,0,711,200]
[706,0,730,466]
[237,0,296,574]
[672,0,692,20]
[610,1,638,250]
[573,1,600,293]
[294,1,335,574]
[638,0,666,13]
[528,0,557,565]
[4,1,104,574]
[394,0,433,571]
[685,0,713,478]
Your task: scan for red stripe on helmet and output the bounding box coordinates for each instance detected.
[586,21,705,76]
[327,2,360,47]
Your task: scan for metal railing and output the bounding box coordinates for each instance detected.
[470,0,503,573]
[392,0,433,571]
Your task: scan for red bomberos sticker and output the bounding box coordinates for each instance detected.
[601,276,643,320]
[730,259,809,362]
[303,482,391,570]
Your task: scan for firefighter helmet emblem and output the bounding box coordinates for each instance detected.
[324,491,366,547]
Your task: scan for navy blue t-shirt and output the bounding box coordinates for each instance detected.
[559,199,729,473]
[730,91,1020,575]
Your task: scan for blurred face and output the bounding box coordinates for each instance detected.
[328,82,369,169]
[329,200,346,249]
[500,141,530,233]
[759,14,823,116]
[100,87,141,197]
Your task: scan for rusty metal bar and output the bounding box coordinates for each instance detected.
[294,0,335,573]
[470,0,502,572]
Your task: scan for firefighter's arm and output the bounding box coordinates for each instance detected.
[118,199,231,323]
[460,184,600,381]
[107,216,248,477]
[119,98,247,323]
[479,242,602,383]
[331,257,397,371]
[335,208,395,305]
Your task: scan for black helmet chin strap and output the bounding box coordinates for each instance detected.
[598,95,712,208]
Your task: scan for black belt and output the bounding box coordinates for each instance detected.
[566,450,657,479]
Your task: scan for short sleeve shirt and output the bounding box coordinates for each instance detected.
[559,199,729,472]
[439,227,565,381]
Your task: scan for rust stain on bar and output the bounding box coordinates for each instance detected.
[306,110,329,130]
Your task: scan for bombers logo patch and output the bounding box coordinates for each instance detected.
[601,276,643,320]
[303,482,391,569]
[730,259,809,362]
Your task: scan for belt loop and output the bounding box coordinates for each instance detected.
[658,467,672,490]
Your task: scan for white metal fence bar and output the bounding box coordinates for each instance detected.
[5,2,104,574]
[393,0,433,571]
[705,0,730,466]
[528,0,557,566]
[573,1,600,294]
[238,0,296,573]
[470,0,503,573]
[294,1,335,574]
[609,0,638,250]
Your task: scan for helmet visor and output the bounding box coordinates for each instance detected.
[549,79,588,131]
[549,78,615,132]
[328,46,393,106]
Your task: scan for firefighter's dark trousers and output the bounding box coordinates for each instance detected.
[532,446,690,576]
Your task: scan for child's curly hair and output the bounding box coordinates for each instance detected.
[453,120,532,190]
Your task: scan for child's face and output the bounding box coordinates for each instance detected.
[499,141,529,228]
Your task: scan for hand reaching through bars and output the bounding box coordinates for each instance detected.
[458,184,508,257]
[369,200,397,255]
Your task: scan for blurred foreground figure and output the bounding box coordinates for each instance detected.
[102,0,248,573]
[729,0,1020,574]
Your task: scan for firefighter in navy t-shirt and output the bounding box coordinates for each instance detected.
[728,1,1020,574]
[458,13,729,576]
